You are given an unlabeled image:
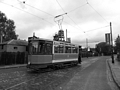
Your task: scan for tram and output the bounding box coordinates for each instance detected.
[27,36,81,70]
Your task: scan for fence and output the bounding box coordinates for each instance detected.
[0,52,28,65]
[81,51,98,58]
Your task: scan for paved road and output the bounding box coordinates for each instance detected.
[56,56,113,90]
[0,56,118,90]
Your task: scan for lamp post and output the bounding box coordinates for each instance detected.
[86,38,88,58]
[110,22,114,64]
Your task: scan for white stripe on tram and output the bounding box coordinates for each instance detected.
[52,58,78,63]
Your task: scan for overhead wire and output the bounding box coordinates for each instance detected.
[88,41,102,43]
[84,25,109,33]
[55,0,109,34]
[80,40,102,43]
[67,3,87,14]
[55,0,84,33]
[0,0,89,33]
[21,1,54,17]
[0,1,54,25]
[17,0,78,30]
[0,0,110,34]
[63,21,84,33]
[86,1,109,24]
[16,0,109,33]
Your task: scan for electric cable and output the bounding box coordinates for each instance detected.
[84,25,109,33]
[67,3,87,14]
[0,1,54,25]
[0,1,110,35]
[22,1,54,17]
[86,2,109,24]
[55,0,84,33]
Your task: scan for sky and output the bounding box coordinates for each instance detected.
[0,0,120,48]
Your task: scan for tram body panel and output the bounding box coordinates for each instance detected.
[67,53,78,59]
[52,53,78,63]
[28,55,52,64]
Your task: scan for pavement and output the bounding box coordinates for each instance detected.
[107,56,120,89]
[0,64,27,69]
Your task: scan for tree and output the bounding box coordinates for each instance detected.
[0,11,18,42]
[115,35,120,53]
[95,42,111,55]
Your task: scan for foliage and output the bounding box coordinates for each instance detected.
[0,11,18,42]
[95,42,111,55]
[115,35,120,52]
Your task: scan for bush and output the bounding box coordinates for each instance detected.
[117,53,120,61]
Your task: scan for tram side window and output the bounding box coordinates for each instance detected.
[38,42,52,55]
[59,45,64,53]
[71,47,74,53]
[54,45,64,53]
[73,47,78,53]
[38,43,45,54]
[45,43,52,54]
[65,46,71,53]
[54,46,59,53]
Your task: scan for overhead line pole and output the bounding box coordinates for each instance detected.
[66,29,67,41]
[110,22,114,64]
[86,38,88,58]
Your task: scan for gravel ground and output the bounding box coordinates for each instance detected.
[5,65,82,90]
[0,57,97,90]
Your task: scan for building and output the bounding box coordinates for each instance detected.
[0,39,28,52]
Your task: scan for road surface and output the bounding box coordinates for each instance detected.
[0,56,118,90]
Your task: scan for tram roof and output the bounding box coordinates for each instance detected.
[28,36,53,42]
[28,36,81,46]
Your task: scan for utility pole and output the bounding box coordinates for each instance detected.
[86,38,88,49]
[66,29,67,41]
[110,22,114,64]
[86,38,88,58]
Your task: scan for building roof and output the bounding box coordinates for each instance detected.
[0,39,28,46]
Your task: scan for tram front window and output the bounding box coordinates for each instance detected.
[28,41,39,54]
[28,40,52,55]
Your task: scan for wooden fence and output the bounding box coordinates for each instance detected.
[0,52,28,65]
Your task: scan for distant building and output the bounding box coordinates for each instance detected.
[105,33,111,45]
[0,39,28,52]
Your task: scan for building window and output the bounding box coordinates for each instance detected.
[14,47,18,50]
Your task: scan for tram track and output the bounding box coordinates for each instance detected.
[4,67,55,90]
[4,64,80,90]
[3,58,98,90]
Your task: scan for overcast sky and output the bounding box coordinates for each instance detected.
[0,0,120,48]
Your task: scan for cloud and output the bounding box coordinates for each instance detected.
[0,0,120,48]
